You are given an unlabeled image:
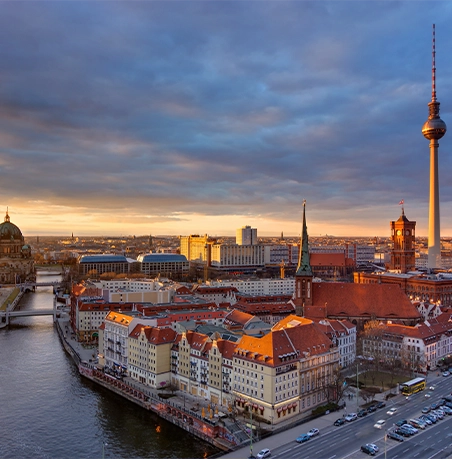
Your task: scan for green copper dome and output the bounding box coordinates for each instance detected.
[0,211,23,240]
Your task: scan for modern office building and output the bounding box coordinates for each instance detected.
[236,226,257,245]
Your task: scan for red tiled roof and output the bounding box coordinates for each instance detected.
[235,315,333,367]
[310,253,347,267]
[216,339,237,359]
[305,283,421,320]
[224,309,254,326]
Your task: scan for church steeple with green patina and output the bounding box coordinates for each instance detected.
[294,200,313,315]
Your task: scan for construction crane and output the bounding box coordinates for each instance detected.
[280,259,285,279]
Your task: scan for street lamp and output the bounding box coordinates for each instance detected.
[356,360,360,412]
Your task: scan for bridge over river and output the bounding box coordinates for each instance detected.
[0,284,60,328]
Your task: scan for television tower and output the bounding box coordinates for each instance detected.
[422,24,447,271]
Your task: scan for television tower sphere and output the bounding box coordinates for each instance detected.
[422,110,447,140]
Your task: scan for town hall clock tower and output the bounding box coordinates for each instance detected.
[389,205,416,273]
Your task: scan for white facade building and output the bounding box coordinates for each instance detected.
[210,244,265,270]
[208,278,296,295]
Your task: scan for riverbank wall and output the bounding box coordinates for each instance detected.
[54,318,236,453]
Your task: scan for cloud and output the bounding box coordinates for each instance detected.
[0,1,451,237]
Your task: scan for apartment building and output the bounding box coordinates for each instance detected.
[128,324,177,388]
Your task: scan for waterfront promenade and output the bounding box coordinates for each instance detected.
[56,313,238,452]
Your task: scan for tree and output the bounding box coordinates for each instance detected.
[400,342,426,376]
[319,366,347,405]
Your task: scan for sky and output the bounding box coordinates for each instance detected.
[1,1,452,238]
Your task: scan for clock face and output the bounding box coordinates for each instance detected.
[406,230,410,235]
[396,230,401,236]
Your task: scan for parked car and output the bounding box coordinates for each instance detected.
[387,430,404,442]
[409,419,426,429]
[419,415,432,425]
[376,401,386,409]
[334,418,345,426]
[395,427,412,437]
[367,405,377,413]
[401,424,418,434]
[361,444,376,456]
[345,413,357,422]
[395,419,408,427]
[307,428,320,437]
[422,406,431,413]
[387,407,398,415]
[367,443,379,453]
[358,409,368,417]
[442,371,450,377]
[374,420,386,429]
[256,449,271,459]
[296,434,310,443]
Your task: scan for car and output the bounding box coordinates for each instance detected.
[395,427,413,437]
[334,418,345,426]
[307,428,319,437]
[409,419,426,429]
[433,409,445,419]
[422,406,431,413]
[425,392,432,398]
[358,409,368,417]
[429,385,435,390]
[374,420,386,429]
[387,407,398,415]
[296,434,310,443]
[345,413,357,422]
[401,424,418,434]
[395,419,408,427]
[361,444,376,456]
[376,401,386,409]
[419,415,432,425]
[367,405,377,413]
[441,405,452,414]
[425,413,437,423]
[431,402,440,410]
[387,430,404,442]
[443,371,450,377]
[367,443,379,453]
[256,449,271,459]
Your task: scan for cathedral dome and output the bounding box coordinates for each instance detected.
[0,211,23,240]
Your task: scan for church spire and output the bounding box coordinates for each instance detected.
[294,200,313,316]
[296,200,312,276]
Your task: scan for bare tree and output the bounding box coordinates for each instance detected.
[318,366,347,405]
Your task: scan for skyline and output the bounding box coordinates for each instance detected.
[1,2,452,238]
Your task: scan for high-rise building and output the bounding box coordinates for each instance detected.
[179,234,212,263]
[236,225,257,245]
[422,24,447,270]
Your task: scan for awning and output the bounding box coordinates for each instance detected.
[277,407,282,413]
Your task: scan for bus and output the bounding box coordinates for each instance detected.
[400,377,426,396]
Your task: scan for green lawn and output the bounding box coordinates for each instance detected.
[358,371,411,391]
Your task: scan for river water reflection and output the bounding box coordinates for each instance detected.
[0,274,218,459]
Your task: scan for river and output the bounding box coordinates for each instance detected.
[0,273,218,459]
